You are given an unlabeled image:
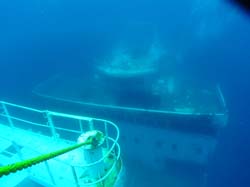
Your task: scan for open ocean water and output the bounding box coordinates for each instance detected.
[0,0,250,186]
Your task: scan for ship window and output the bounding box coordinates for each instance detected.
[120,135,126,141]
[133,137,140,144]
[193,145,203,155]
[171,143,178,152]
[155,140,164,149]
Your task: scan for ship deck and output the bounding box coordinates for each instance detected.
[33,74,228,137]
[33,73,227,115]
[0,101,121,187]
[0,123,75,187]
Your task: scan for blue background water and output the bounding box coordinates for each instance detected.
[0,0,250,186]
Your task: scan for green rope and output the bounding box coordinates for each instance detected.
[0,139,92,177]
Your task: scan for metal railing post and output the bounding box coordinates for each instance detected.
[45,112,57,138]
[104,122,110,149]
[216,84,227,110]
[79,119,83,133]
[1,102,14,128]
[89,119,94,130]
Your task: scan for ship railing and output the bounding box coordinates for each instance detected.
[0,101,121,187]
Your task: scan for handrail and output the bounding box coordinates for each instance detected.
[1,101,44,113]
[34,88,228,116]
[0,100,121,186]
[0,101,119,143]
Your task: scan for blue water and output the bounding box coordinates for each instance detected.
[0,0,250,186]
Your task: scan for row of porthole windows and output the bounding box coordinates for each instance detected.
[120,135,203,155]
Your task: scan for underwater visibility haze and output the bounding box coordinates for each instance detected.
[0,0,250,186]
